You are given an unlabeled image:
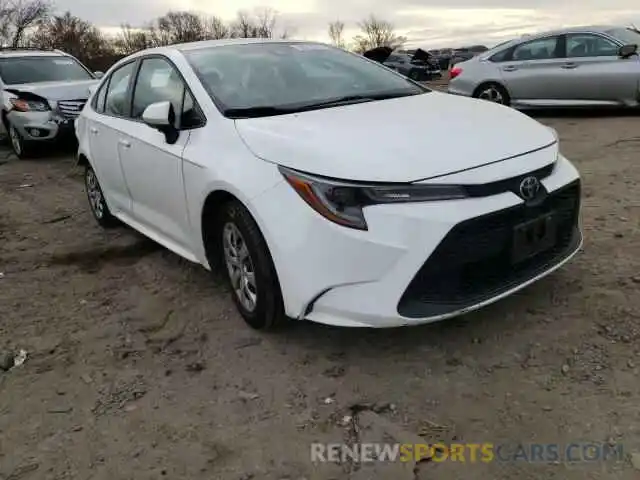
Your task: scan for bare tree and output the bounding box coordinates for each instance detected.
[204,15,230,40]
[232,10,258,38]
[254,7,277,38]
[7,0,50,47]
[30,11,109,65]
[353,14,404,53]
[114,24,153,55]
[0,1,12,45]
[156,11,205,44]
[328,20,345,48]
[232,8,286,39]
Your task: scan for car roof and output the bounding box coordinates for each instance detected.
[526,24,622,37]
[123,38,344,62]
[0,48,69,58]
[481,25,628,57]
[128,38,317,57]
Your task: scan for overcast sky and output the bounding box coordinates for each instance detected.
[55,0,640,48]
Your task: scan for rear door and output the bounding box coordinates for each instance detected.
[558,33,638,102]
[86,60,137,214]
[498,35,566,102]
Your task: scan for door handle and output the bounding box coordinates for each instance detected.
[118,139,131,148]
[502,65,518,72]
[561,62,578,69]
[89,127,98,134]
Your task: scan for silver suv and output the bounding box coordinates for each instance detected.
[0,48,102,158]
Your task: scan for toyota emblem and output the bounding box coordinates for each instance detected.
[519,176,541,201]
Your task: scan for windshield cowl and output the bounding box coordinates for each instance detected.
[224,90,428,119]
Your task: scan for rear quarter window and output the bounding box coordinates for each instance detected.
[489,48,512,62]
[92,81,108,113]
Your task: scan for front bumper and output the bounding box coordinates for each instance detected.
[252,153,582,328]
[6,110,76,142]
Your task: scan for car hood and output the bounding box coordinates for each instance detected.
[4,79,98,101]
[234,91,556,182]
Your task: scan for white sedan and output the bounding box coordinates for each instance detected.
[76,39,583,330]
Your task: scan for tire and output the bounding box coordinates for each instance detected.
[8,123,33,159]
[84,164,118,228]
[473,82,511,106]
[219,200,286,330]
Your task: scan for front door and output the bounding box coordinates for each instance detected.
[556,33,639,102]
[116,56,198,251]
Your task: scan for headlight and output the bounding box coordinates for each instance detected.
[279,166,467,230]
[10,98,50,112]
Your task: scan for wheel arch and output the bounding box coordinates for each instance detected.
[77,152,90,167]
[1,110,9,132]
[200,188,276,271]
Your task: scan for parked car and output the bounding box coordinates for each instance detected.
[0,47,102,158]
[362,46,441,81]
[384,50,441,80]
[76,39,582,330]
[449,48,476,66]
[448,25,640,108]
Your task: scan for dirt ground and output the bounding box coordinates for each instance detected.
[0,106,639,480]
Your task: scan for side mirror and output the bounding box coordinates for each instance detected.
[619,44,638,58]
[142,101,179,144]
[93,71,104,79]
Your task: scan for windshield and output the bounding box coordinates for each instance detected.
[605,27,640,45]
[0,56,93,85]
[184,42,427,118]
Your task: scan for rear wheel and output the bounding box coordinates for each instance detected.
[220,200,286,330]
[473,82,511,106]
[85,164,118,228]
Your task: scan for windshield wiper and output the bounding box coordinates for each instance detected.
[225,91,421,119]
[296,92,415,111]
[224,105,299,119]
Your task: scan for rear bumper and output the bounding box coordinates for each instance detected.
[447,85,471,97]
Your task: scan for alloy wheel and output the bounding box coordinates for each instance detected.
[85,168,104,219]
[223,222,258,312]
[477,86,505,104]
[9,125,22,156]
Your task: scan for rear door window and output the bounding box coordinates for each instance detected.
[566,34,619,57]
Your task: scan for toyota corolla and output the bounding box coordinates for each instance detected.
[76,39,583,330]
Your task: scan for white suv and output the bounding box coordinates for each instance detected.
[76,39,583,330]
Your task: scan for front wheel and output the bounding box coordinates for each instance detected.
[8,123,33,159]
[220,200,285,330]
[85,164,118,228]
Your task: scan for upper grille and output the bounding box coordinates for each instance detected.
[57,99,86,119]
[398,180,581,318]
